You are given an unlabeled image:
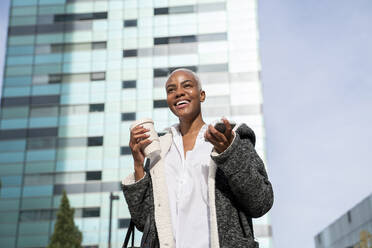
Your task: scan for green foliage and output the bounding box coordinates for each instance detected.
[47,191,83,248]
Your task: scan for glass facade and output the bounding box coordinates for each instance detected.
[315,194,372,248]
[0,0,272,247]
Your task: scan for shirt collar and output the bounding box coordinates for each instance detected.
[169,123,208,141]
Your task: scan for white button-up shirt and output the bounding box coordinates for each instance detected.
[164,123,213,248]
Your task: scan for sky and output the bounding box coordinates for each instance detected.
[259,0,372,247]
[1,1,372,248]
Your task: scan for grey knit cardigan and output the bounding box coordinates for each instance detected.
[121,123,274,248]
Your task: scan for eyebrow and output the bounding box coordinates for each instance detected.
[166,80,193,88]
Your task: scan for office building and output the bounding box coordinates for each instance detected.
[315,193,372,248]
[0,0,272,247]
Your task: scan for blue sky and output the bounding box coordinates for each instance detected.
[1,1,372,248]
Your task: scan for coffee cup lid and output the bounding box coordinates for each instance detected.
[130,118,154,130]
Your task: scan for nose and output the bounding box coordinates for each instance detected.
[175,87,185,98]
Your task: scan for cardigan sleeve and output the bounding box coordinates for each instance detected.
[121,172,152,231]
[210,123,274,218]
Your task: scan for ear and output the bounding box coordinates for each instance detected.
[200,90,206,102]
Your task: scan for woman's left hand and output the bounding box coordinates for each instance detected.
[204,118,234,154]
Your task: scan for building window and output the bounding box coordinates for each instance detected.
[153,66,197,78]
[54,12,107,22]
[123,49,137,57]
[121,146,131,155]
[122,80,136,89]
[347,211,352,223]
[87,137,103,146]
[154,6,195,15]
[153,100,168,108]
[124,19,137,27]
[20,209,53,222]
[154,8,169,15]
[118,218,131,228]
[49,74,62,84]
[86,171,102,181]
[154,35,196,45]
[82,207,100,218]
[121,112,136,121]
[90,72,106,81]
[89,104,104,112]
[92,41,107,50]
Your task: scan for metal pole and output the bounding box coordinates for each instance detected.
[108,192,113,248]
[108,192,119,248]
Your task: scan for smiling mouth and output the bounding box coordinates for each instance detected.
[174,100,190,109]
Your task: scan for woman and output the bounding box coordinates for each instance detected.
[122,69,274,248]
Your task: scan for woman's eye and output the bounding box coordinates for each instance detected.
[167,89,174,93]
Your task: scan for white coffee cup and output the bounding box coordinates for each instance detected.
[130,118,161,159]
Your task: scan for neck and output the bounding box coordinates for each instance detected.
[178,113,205,136]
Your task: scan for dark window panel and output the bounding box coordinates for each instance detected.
[86,171,102,181]
[89,104,104,112]
[154,33,226,46]
[82,207,100,218]
[101,182,121,192]
[37,23,64,34]
[49,74,62,83]
[154,37,169,45]
[8,25,36,36]
[19,209,52,222]
[123,49,137,57]
[93,12,107,19]
[92,41,107,50]
[28,127,58,138]
[31,95,60,106]
[124,19,137,27]
[54,12,107,22]
[178,35,197,43]
[0,129,27,140]
[118,218,131,228]
[347,211,352,223]
[153,100,168,108]
[121,112,136,121]
[122,80,136,89]
[27,137,56,150]
[153,68,170,77]
[154,7,169,15]
[54,183,85,194]
[87,136,103,146]
[120,146,131,155]
[1,96,30,107]
[153,66,197,78]
[90,72,106,81]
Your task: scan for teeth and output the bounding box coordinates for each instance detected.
[176,100,189,106]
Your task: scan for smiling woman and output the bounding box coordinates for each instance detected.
[122,68,273,248]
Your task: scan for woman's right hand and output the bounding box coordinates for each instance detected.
[129,125,152,180]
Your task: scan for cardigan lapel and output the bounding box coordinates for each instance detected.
[149,133,175,247]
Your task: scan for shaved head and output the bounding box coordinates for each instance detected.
[167,68,202,91]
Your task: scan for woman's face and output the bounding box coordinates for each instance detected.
[165,71,205,121]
